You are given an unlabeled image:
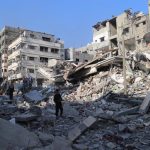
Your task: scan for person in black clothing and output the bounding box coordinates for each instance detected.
[8,81,14,100]
[53,89,63,118]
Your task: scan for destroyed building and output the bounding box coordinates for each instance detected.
[7,29,64,85]
[0,26,22,79]
[76,1,150,56]
[65,48,94,64]
[2,1,150,150]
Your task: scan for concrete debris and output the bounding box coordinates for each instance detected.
[115,106,139,117]
[0,118,41,150]
[50,136,72,150]
[15,113,38,122]
[139,91,150,114]
[1,52,150,149]
[37,132,54,146]
[24,90,45,103]
[68,116,97,142]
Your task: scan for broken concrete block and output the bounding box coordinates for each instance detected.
[15,113,38,122]
[24,90,44,103]
[115,106,139,117]
[106,142,116,149]
[118,124,127,132]
[0,118,41,150]
[68,116,96,142]
[50,136,72,150]
[83,116,97,127]
[68,126,81,142]
[37,132,54,146]
[139,92,150,114]
[94,108,104,117]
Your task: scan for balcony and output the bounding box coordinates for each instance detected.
[20,48,61,59]
[24,37,62,48]
[8,50,20,60]
[8,73,23,80]
[21,60,48,68]
[8,62,20,71]
[9,36,62,49]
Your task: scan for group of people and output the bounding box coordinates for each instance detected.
[0,76,33,100]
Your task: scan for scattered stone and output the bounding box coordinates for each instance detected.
[118,124,126,132]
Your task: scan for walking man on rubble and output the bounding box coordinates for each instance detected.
[8,81,15,101]
[53,89,63,119]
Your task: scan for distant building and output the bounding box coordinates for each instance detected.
[0,26,22,78]
[7,29,64,84]
[65,48,93,63]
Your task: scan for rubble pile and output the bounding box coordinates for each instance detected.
[64,67,150,104]
[1,53,150,149]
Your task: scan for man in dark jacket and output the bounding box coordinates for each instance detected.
[8,81,14,100]
[53,89,63,118]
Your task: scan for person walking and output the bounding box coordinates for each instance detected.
[23,77,28,93]
[8,81,14,101]
[53,89,63,118]
[28,76,33,90]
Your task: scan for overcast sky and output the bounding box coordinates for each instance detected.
[0,0,148,48]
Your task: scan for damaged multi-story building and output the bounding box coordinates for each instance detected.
[76,0,150,56]
[65,48,93,64]
[0,26,22,79]
[7,29,64,85]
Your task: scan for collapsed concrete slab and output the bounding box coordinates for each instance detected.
[114,106,139,117]
[15,113,38,122]
[139,92,150,114]
[24,90,45,103]
[68,116,97,142]
[0,118,41,149]
[65,56,122,82]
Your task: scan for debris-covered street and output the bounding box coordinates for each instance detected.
[1,1,150,150]
[1,51,150,150]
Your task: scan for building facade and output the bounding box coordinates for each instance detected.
[7,30,64,84]
[76,1,150,56]
[65,48,93,63]
[0,26,22,78]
